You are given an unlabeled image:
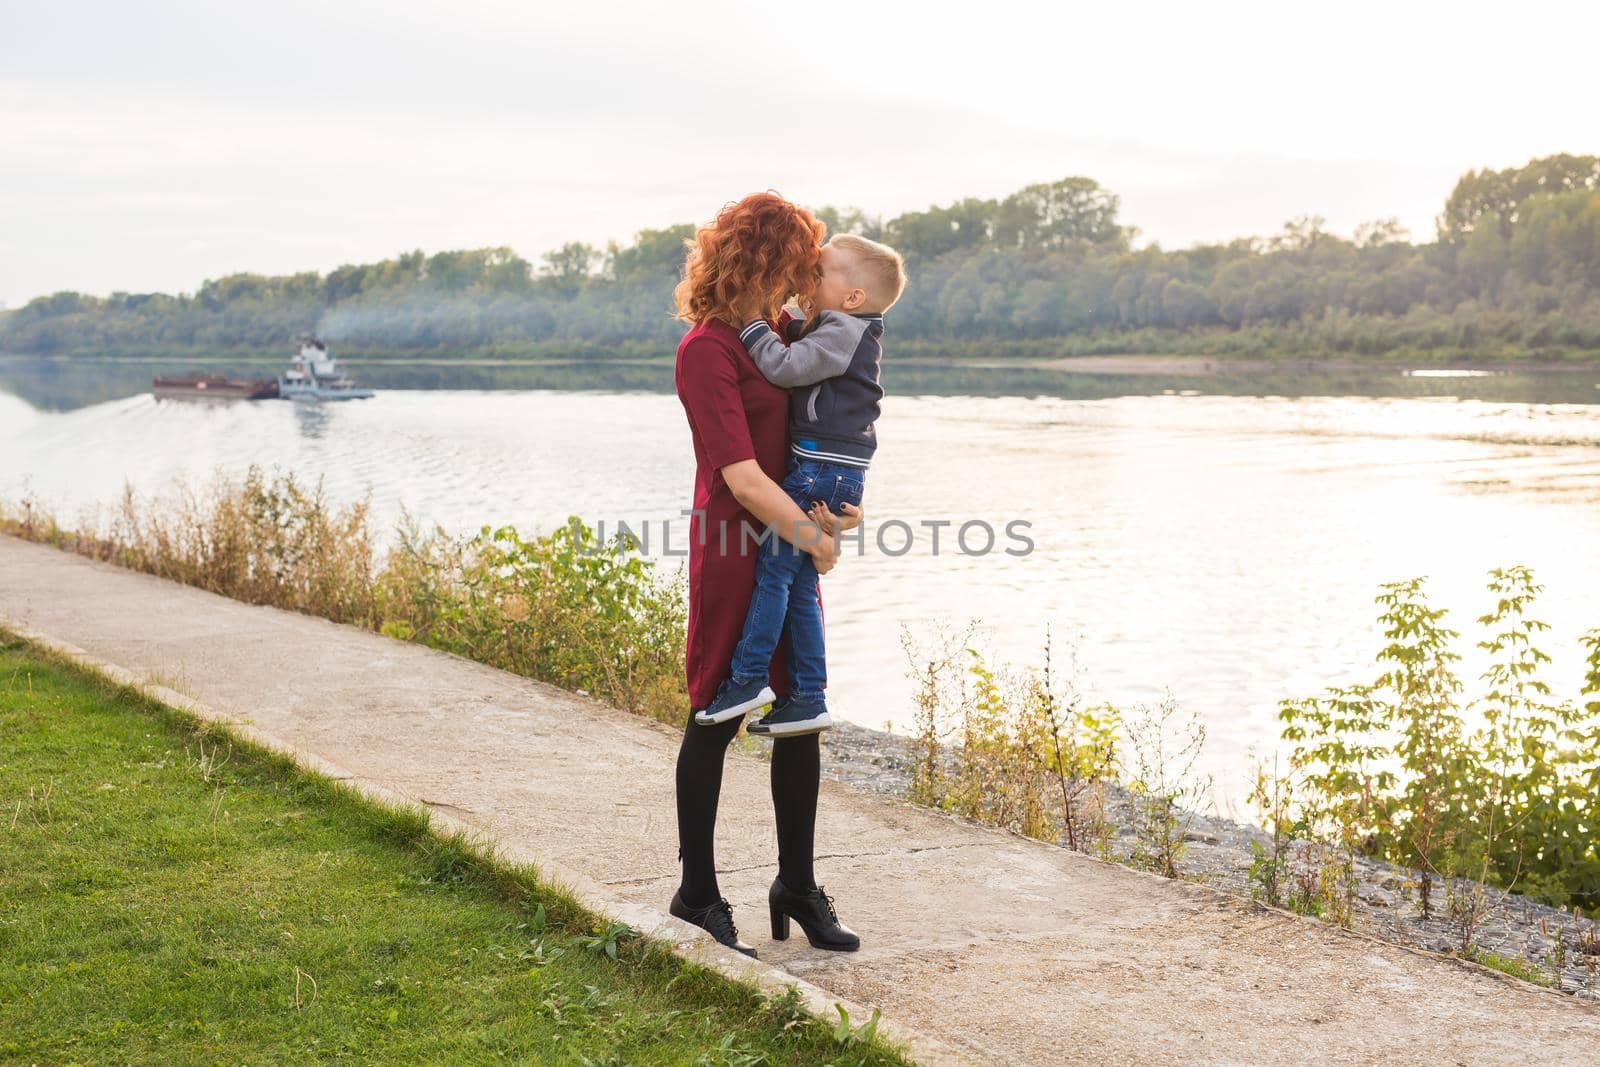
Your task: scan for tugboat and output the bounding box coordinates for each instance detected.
[153,373,280,399]
[278,338,375,401]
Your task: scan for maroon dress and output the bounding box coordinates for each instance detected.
[675,315,812,709]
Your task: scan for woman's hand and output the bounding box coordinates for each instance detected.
[803,503,860,576]
[808,501,863,537]
[806,527,838,575]
[721,459,841,574]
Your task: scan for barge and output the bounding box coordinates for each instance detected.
[152,373,280,399]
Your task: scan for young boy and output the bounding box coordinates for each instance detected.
[695,234,907,736]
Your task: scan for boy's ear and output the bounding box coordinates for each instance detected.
[843,287,867,311]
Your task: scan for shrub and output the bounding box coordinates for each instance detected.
[1280,568,1600,915]
[903,625,1122,857]
[1122,696,1208,878]
[375,518,685,721]
[2,469,688,723]
[109,467,377,623]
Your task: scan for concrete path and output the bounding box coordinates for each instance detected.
[3,535,1597,1065]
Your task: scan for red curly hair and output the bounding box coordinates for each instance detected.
[674,192,825,325]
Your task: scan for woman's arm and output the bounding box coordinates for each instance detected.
[721,459,838,575]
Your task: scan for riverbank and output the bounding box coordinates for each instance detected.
[5,534,1598,1063]
[7,501,1595,992]
[812,722,1600,997]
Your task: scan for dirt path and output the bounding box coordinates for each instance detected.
[3,536,1595,1065]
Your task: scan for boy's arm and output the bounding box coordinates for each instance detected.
[778,307,805,341]
[739,310,868,388]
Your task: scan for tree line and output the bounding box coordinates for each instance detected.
[4,155,1598,361]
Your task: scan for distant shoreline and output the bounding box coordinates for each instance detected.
[7,350,1600,379]
[934,354,1600,377]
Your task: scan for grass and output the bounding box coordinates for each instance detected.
[0,636,908,1065]
[1460,948,1556,989]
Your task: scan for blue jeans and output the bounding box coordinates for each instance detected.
[729,456,866,698]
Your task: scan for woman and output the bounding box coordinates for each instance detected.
[669,193,861,958]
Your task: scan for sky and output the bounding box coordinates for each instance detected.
[2,0,1597,308]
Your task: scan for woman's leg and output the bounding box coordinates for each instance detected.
[679,711,819,900]
[770,732,820,891]
[675,714,741,907]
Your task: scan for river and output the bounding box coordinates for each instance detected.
[4,355,1598,812]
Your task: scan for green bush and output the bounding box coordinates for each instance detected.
[2,472,689,724]
[375,518,686,721]
[1280,567,1600,914]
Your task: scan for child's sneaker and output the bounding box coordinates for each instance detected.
[746,694,832,736]
[694,676,776,726]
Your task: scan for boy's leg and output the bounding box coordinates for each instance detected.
[747,463,861,737]
[783,554,826,697]
[784,461,862,696]
[696,544,807,725]
[746,567,831,736]
[727,456,835,684]
[746,562,828,737]
[728,542,808,684]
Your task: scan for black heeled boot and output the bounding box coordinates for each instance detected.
[768,877,860,952]
[670,890,757,958]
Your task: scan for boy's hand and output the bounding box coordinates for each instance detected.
[808,501,863,537]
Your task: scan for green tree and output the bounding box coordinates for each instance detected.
[884,198,996,261]
[1458,220,1510,297]
[1354,217,1410,249]
[994,177,1125,249]
[604,226,693,284]
[1438,153,1600,241]
[813,206,884,241]
[7,156,1600,361]
[539,242,601,297]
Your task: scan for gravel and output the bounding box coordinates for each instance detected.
[789,720,1600,996]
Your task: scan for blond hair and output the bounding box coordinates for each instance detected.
[830,234,906,312]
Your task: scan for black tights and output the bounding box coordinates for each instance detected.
[675,714,819,908]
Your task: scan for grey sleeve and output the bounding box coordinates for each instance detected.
[738,311,867,388]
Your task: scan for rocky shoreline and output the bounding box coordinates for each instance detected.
[796,721,1600,998]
